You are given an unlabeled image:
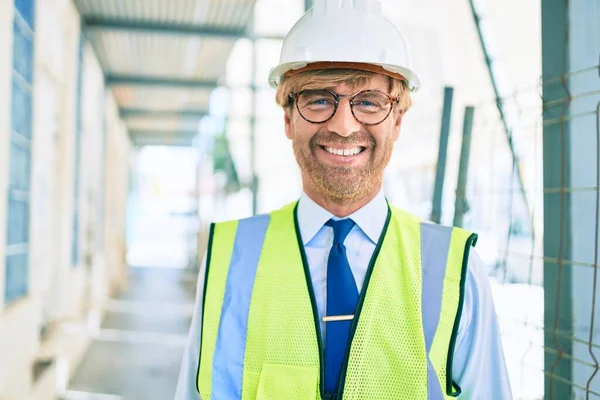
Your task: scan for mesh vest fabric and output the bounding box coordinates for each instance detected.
[197,202,475,399]
[242,203,321,399]
[341,207,427,399]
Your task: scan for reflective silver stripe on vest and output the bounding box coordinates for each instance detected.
[420,223,453,400]
[211,214,271,398]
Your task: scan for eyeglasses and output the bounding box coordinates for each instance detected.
[288,89,400,126]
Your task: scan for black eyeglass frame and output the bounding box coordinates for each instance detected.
[288,89,400,126]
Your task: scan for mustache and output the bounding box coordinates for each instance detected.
[309,131,376,148]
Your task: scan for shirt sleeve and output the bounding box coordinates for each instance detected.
[452,249,513,399]
[174,253,207,400]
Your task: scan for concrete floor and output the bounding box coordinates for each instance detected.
[62,266,198,400]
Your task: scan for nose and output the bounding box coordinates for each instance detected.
[325,98,362,137]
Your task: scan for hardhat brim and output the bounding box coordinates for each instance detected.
[268,61,421,92]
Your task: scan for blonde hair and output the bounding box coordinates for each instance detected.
[275,68,412,114]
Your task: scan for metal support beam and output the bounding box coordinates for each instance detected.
[106,74,218,89]
[82,17,285,40]
[120,108,208,119]
[129,129,198,138]
[133,138,194,147]
[131,136,196,147]
[84,17,245,39]
[431,87,454,224]
[542,0,600,397]
[453,106,475,228]
[542,0,573,398]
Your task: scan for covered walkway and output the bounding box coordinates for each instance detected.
[63,267,197,399]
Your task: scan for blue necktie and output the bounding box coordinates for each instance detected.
[324,218,358,394]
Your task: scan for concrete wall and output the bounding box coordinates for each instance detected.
[102,92,131,298]
[0,0,131,398]
[30,0,74,333]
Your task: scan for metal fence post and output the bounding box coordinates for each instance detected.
[431,87,454,224]
[453,106,475,228]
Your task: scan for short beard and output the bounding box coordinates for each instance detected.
[293,130,392,204]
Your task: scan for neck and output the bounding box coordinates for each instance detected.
[303,186,382,218]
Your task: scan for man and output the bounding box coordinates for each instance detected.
[176,0,512,398]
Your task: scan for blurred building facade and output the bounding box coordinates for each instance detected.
[0,0,130,398]
[0,0,599,399]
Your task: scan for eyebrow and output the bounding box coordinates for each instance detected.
[321,88,389,95]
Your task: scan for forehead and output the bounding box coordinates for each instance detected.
[292,72,390,94]
[329,74,390,94]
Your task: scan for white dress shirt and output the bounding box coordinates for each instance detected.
[175,191,513,399]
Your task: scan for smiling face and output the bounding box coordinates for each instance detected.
[284,73,405,205]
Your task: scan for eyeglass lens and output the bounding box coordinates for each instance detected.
[296,89,393,125]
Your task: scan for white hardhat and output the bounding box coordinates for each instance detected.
[268,0,420,91]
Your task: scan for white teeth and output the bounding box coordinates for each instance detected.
[325,147,363,156]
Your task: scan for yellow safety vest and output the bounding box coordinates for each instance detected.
[197,201,477,399]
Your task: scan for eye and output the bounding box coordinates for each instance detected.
[309,98,334,106]
[298,91,337,110]
[356,100,378,107]
[353,92,390,113]
[354,99,384,112]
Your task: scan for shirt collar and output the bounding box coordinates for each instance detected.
[297,190,388,246]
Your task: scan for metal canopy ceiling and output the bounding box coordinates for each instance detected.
[75,0,258,147]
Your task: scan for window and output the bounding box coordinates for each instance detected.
[5,0,35,304]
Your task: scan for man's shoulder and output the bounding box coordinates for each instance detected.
[211,201,298,227]
[388,204,478,241]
